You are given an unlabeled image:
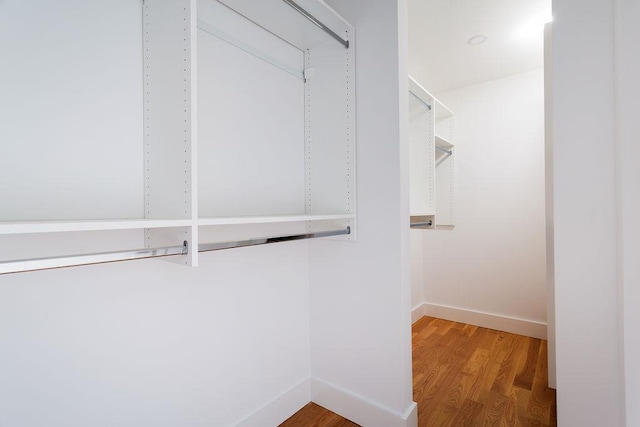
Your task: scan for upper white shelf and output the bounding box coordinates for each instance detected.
[0,219,193,235]
[408,75,453,118]
[435,134,454,149]
[198,213,354,226]
[408,75,434,108]
[435,98,453,119]
[209,0,352,50]
[0,214,356,234]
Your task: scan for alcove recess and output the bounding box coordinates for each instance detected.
[408,76,455,230]
[0,0,355,274]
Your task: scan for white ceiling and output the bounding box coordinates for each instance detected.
[408,0,551,94]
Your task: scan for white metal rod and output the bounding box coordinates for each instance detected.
[410,221,433,228]
[1,226,351,274]
[435,145,452,156]
[436,146,453,167]
[199,227,350,252]
[281,0,349,48]
[0,242,188,275]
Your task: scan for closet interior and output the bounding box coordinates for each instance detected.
[408,76,455,230]
[0,0,355,274]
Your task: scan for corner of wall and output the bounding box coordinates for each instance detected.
[419,302,547,339]
[236,379,311,427]
[411,302,426,324]
[311,378,417,427]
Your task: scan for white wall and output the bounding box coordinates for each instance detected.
[543,22,556,388]
[552,0,640,425]
[617,0,640,425]
[310,1,417,426]
[0,2,314,425]
[0,245,311,427]
[410,232,425,322]
[413,70,548,338]
[0,1,417,426]
[551,0,625,424]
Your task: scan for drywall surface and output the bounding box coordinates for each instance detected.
[410,231,424,314]
[616,0,640,425]
[0,0,313,424]
[543,22,556,388]
[419,70,547,332]
[310,0,417,426]
[551,0,624,424]
[0,243,311,427]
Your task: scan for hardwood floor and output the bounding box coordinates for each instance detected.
[412,316,556,426]
[280,316,556,426]
[280,402,359,427]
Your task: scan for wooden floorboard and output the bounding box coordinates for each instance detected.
[280,403,359,427]
[279,317,556,427]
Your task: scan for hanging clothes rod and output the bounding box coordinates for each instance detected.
[410,221,433,228]
[0,242,188,275]
[281,0,349,49]
[199,226,350,252]
[409,90,432,110]
[436,146,453,167]
[436,145,452,156]
[0,227,351,274]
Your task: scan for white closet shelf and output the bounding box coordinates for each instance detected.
[435,134,454,149]
[198,213,354,226]
[0,0,355,274]
[435,99,453,119]
[216,0,351,50]
[409,75,455,227]
[411,212,435,218]
[0,219,193,235]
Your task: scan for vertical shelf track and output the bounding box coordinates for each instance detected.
[345,28,354,239]
[143,0,196,265]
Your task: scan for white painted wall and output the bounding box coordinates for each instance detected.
[0,2,313,424]
[412,70,548,338]
[0,245,311,427]
[410,231,425,322]
[543,22,556,388]
[310,1,417,426]
[0,1,417,426]
[551,0,625,424]
[616,1,640,425]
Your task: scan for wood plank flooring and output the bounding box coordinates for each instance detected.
[279,402,359,427]
[280,316,556,427]
[412,316,556,426]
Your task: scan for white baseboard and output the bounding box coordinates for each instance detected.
[411,303,427,324]
[413,302,547,339]
[237,378,311,427]
[311,378,418,427]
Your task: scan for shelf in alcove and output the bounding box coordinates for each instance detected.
[0,219,193,235]
[435,99,453,119]
[198,213,354,226]
[435,134,453,149]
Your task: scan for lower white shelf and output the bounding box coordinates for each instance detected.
[0,213,356,235]
[0,242,189,275]
[0,222,353,275]
[0,214,356,275]
[0,219,193,235]
[435,134,453,149]
[198,213,354,226]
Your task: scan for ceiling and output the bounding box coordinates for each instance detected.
[408,0,551,94]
